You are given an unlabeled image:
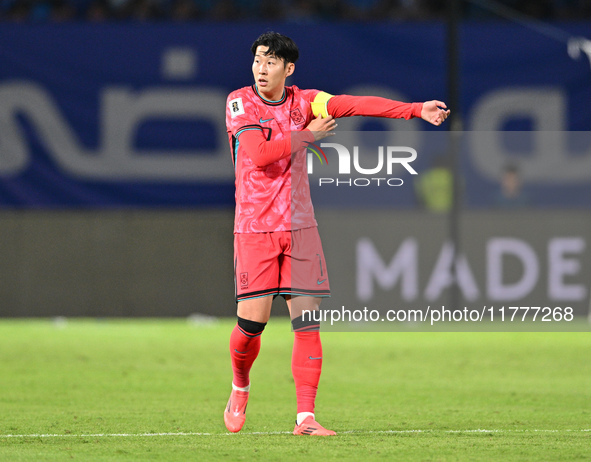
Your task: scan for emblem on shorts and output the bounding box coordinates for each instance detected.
[290,108,305,125]
[240,272,249,288]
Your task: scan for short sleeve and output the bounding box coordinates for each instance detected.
[226,90,262,137]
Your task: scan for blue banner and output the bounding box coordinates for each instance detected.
[1,23,590,208]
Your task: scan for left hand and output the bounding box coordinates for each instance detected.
[421,100,450,126]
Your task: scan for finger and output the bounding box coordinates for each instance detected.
[432,100,447,109]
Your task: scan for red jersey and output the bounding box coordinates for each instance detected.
[226,84,422,234]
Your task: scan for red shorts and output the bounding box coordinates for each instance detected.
[234,227,331,302]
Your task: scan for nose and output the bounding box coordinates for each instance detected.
[258,63,267,75]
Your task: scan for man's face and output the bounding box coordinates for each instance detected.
[252,46,294,97]
[502,171,521,197]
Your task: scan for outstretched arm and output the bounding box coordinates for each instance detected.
[326,94,422,120]
[317,93,450,126]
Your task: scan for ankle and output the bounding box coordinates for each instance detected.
[232,382,251,392]
[296,412,314,425]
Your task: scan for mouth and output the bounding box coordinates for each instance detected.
[258,78,268,87]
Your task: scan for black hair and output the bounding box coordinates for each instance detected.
[503,162,519,174]
[251,31,299,65]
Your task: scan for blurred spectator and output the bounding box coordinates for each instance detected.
[170,0,201,20]
[85,0,111,20]
[494,162,530,209]
[371,0,447,20]
[258,0,284,19]
[3,0,32,21]
[3,0,591,21]
[414,154,455,213]
[50,0,76,20]
[0,0,77,21]
[342,0,381,20]
[579,0,591,16]
[553,0,584,18]
[371,0,428,21]
[285,0,322,22]
[517,0,554,19]
[126,0,165,21]
[315,0,349,20]
[208,0,241,20]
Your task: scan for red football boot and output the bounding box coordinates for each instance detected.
[293,416,336,436]
[224,388,249,433]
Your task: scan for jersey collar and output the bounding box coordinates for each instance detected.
[252,85,287,106]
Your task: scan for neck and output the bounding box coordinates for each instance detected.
[257,84,284,102]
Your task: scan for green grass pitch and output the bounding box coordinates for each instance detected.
[0,318,589,461]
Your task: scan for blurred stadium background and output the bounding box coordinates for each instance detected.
[0,0,590,321]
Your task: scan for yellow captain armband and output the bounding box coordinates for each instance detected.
[311,91,334,118]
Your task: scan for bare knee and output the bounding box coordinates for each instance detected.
[237,297,274,323]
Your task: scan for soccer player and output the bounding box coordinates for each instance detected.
[225,31,449,436]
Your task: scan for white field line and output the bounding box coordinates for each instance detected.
[0,429,590,438]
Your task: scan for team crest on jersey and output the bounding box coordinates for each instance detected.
[229,97,245,118]
[290,108,305,125]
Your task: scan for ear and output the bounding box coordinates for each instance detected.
[285,62,295,77]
